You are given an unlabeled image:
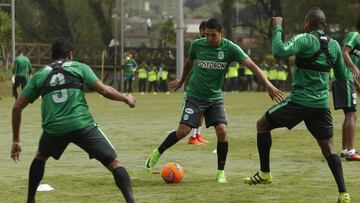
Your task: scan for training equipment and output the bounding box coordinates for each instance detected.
[161,162,184,184]
[243,171,272,185]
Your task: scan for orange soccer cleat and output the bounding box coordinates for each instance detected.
[188,136,204,145]
[196,134,209,144]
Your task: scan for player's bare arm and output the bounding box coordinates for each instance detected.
[169,58,194,91]
[11,95,30,162]
[92,81,136,108]
[342,45,360,79]
[243,58,284,103]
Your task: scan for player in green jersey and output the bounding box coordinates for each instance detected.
[243,8,350,203]
[11,38,136,203]
[146,18,283,183]
[333,19,360,161]
[12,49,32,99]
[188,20,210,145]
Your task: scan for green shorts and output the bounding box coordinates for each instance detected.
[38,124,117,166]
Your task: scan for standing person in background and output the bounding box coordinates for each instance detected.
[158,63,170,94]
[11,38,136,203]
[12,50,32,100]
[136,61,148,95]
[332,19,360,161]
[123,54,138,95]
[244,67,253,91]
[227,62,240,92]
[147,63,158,94]
[145,18,283,183]
[243,8,351,203]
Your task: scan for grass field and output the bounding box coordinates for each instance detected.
[1,90,360,203]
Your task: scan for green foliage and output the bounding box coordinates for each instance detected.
[1,92,360,202]
[158,19,176,48]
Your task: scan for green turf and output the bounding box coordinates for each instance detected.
[1,91,359,202]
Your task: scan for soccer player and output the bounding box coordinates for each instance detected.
[188,20,210,145]
[123,54,138,95]
[146,18,283,183]
[12,49,32,99]
[11,38,135,203]
[333,19,360,161]
[243,8,351,203]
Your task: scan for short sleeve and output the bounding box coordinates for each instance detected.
[231,42,248,64]
[81,64,100,87]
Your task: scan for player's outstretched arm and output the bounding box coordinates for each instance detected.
[11,96,30,162]
[169,58,194,91]
[91,81,136,108]
[243,58,284,103]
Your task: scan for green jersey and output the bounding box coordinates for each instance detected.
[124,59,138,76]
[343,31,360,70]
[13,54,32,77]
[22,60,99,135]
[187,38,248,99]
[272,25,348,108]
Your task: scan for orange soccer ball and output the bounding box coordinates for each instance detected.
[161,162,184,184]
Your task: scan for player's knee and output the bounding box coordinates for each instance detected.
[176,125,191,138]
[107,159,123,171]
[215,124,227,141]
[35,152,49,161]
[257,117,271,132]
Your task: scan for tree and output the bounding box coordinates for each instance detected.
[220,0,235,40]
[158,18,176,48]
[0,10,21,70]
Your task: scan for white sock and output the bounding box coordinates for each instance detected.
[342,149,348,155]
[348,148,356,155]
[190,128,197,138]
[196,127,202,135]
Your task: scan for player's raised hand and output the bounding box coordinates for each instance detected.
[169,79,182,91]
[125,95,136,108]
[267,85,285,103]
[271,17,283,26]
[11,142,21,162]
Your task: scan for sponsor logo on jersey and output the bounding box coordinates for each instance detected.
[185,108,194,114]
[218,51,224,59]
[353,49,360,56]
[183,114,189,120]
[198,60,227,70]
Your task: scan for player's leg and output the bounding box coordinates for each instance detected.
[244,99,305,185]
[27,152,49,203]
[107,160,134,203]
[28,132,69,203]
[342,109,360,160]
[204,99,228,182]
[72,125,134,203]
[306,109,350,202]
[12,77,20,99]
[196,115,209,143]
[146,96,202,171]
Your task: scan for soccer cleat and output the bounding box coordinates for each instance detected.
[243,171,272,185]
[216,170,227,183]
[340,152,346,158]
[188,136,204,145]
[337,193,351,203]
[345,152,360,161]
[145,149,161,171]
[196,134,209,144]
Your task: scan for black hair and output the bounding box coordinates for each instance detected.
[51,38,73,60]
[357,18,360,30]
[199,20,207,30]
[305,7,326,27]
[205,18,222,32]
